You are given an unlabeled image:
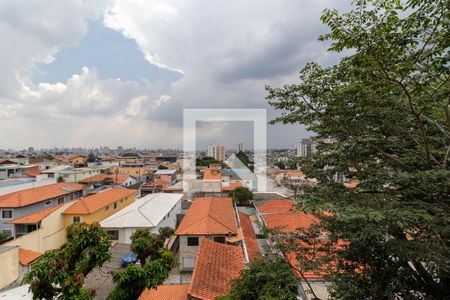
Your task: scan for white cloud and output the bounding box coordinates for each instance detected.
[0,0,350,149]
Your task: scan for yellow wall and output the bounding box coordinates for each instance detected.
[5,202,73,253]
[0,246,19,289]
[70,156,87,164]
[63,193,136,227]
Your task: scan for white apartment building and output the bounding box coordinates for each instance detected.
[207,144,225,162]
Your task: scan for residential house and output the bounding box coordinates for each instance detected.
[56,167,102,183]
[4,202,75,252]
[52,154,87,167]
[79,173,138,187]
[154,169,177,182]
[62,188,137,227]
[100,193,183,243]
[0,183,83,238]
[175,197,238,271]
[139,239,245,300]
[0,177,56,196]
[18,248,42,277]
[202,167,222,195]
[0,161,27,180]
[254,199,320,234]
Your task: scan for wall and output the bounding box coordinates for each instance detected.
[0,246,19,289]
[178,234,226,271]
[4,203,73,253]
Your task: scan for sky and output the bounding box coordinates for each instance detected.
[0,0,350,150]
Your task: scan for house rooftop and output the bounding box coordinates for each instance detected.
[9,203,66,224]
[238,211,259,261]
[203,167,221,180]
[100,193,182,228]
[0,183,83,208]
[154,169,177,175]
[188,239,245,300]
[79,173,132,185]
[19,248,42,266]
[175,197,237,235]
[63,188,136,215]
[138,284,189,300]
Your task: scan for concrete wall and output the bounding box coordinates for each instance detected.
[178,234,227,271]
[4,203,73,253]
[0,246,19,289]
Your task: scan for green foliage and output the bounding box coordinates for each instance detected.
[228,187,253,205]
[102,177,114,186]
[57,176,64,183]
[0,231,9,242]
[274,162,286,169]
[108,227,176,300]
[87,153,97,163]
[23,223,111,300]
[268,0,450,298]
[235,151,253,171]
[196,156,227,168]
[225,256,298,300]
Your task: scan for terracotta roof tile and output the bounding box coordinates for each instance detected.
[175,197,237,235]
[63,188,136,215]
[79,173,131,185]
[9,203,65,224]
[203,168,221,180]
[23,167,42,177]
[257,199,295,214]
[188,239,245,300]
[263,213,320,233]
[238,212,259,261]
[19,248,42,266]
[0,183,83,208]
[222,182,242,191]
[138,284,189,300]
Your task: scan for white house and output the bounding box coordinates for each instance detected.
[100,193,183,244]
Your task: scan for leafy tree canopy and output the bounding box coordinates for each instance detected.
[221,255,298,300]
[23,223,111,300]
[108,227,176,300]
[228,187,253,205]
[268,0,450,298]
[196,156,226,168]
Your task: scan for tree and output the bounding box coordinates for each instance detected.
[222,255,298,300]
[87,153,96,163]
[274,162,286,169]
[196,156,227,168]
[0,232,9,242]
[57,176,64,183]
[23,223,111,300]
[228,187,253,205]
[102,177,114,186]
[108,227,176,300]
[267,0,450,298]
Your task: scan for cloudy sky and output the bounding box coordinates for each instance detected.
[0,0,349,150]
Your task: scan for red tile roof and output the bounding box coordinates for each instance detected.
[9,203,65,224]
[238,212,259,261]
[79,173,131,185]
[286,170,304,176]
[63,188,136,215]
[0,183,83,208]
[175,197,237,235]
[257,199,295,214]
[257,199,320,233]
[19,248,43,266]
[138,284,189,300]
[263,213,320,233]
[344,181,358,189]
[222,182,242,191]
[0,159,15,165]
[188,239,245,300]
[203,168,221,180]
[23,167,42,177]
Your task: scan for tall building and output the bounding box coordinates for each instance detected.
[238,142,243,152]
[207,144,225,161]
[297,138,316,157]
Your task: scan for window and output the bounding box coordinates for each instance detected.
[73,216,80,223]
[114,202,117,209]
[44,200,52,206]
[1,230,12,238]
[69,194,74,200]
[187,237,199,246]
[213,236,226,244]
[183,257,196,268]
[57,197,64,204]
[107,230,119,240]
[1,210,13,219]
